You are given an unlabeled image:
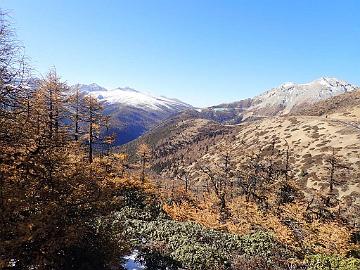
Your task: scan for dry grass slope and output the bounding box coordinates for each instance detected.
[124,89,360,225]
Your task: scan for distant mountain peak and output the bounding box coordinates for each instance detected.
[71,83,192,111]
[312,77,349,87]
[251,77,358,115]
[114,86,140,93]
[280,82,295,88]
[277,77,351,90]
[88,82,103,87]
[73,83,107,92]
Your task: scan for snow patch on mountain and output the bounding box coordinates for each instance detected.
[91,87,190,110]
[250,77,358,115]
[73,83,108,93]
[73,84,192,111]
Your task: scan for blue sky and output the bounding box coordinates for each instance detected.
[2,0,360,107]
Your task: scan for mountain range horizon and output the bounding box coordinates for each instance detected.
[73,76,358,109]
[67,76,359,145]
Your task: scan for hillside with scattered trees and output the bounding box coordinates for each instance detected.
[1,9,359,270]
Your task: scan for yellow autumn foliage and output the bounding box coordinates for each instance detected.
[162,190,356,255]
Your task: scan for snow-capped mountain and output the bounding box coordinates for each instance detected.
[72,83,192,145]
[86,85,190,111]
[73,83,190,111]
[73,83,108,92]
[188,77,359,125]
[249,77,358,115]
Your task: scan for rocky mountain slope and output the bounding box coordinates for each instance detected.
[248,77,357,116]
[73,83,192,145]
[191,77,358,124]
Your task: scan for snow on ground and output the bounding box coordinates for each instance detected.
[123,250,145,270]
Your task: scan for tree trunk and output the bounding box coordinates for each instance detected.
[89,121,93,163]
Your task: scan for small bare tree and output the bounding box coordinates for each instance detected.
[325,148,350,194]
[172,156,192,193]
[199,151,233,221]
[235,152,269,205]
[137,143,151,182]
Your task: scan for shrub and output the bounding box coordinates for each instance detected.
[110,205,293,269]
[305,254,360,270]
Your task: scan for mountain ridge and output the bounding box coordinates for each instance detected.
[76,77,358,145]
[187,77,359,125]
[249,77,358,116]
[72,83,192,110]
[71,83,193,145]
